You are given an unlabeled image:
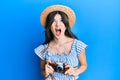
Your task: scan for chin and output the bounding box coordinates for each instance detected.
[55,36,62,39]
[55,36,60,39]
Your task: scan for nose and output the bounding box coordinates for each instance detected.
[56,20,60,27]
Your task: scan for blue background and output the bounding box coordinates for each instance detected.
[0,0,120,80]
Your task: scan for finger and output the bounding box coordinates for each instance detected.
[69,71,75,76]
[47,64,54,71]
[64,67,74,75]
[64,68,70,75]
[46,64,54,73]
[65,70,74,76]
[65,65,71,68]
[46,69,54,74]
[46,60,51,64]
[64,71,68,75]
[45,67,54,75]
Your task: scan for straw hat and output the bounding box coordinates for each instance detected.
[40,5,76,28]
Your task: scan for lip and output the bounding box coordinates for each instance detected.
[55,29,61,32]
[55,28,61,36]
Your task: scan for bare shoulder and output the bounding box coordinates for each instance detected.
[66,37,75,43]
[48,41,53,48]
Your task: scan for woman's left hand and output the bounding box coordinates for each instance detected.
[64,65,76,77]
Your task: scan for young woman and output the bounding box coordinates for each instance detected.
[35,5,88,80]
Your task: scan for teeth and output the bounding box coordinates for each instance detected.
[56,29,61,32]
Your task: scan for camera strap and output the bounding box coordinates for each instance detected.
[41,44,48,54]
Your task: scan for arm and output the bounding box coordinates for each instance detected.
[40,60,46,77]
[74,49,87,76]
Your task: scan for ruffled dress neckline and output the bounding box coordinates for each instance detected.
[46,39,76,56]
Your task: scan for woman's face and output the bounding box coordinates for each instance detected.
[51,14,66,39]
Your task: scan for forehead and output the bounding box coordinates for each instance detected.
[54,14,62,20]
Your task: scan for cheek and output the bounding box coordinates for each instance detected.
[62,25,66,32]
[63,28,66,32]
[50,26,55,33]
[61,27,66,35]
[50,27,54,33]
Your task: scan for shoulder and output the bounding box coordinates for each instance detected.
[74,39,88,54]
[34,44,48,60]
[75,39,87,46]
[34,44,48,55]
[34,44,44,52]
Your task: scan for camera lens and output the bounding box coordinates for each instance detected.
[56,63,64,73]
[57,67,63,72]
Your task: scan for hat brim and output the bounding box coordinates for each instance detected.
[40,5,76,28]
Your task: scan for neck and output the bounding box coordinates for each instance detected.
[53,36,68,45]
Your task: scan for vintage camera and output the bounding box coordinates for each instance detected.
[49,62,69,73]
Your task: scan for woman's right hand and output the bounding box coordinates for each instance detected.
[45,61,54,77]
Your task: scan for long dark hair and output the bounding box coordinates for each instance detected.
[43,11,77,44]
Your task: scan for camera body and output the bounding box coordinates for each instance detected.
[49,62,69,73]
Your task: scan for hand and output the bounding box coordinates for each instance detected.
[45,61,54,77]
[64,65,76,77]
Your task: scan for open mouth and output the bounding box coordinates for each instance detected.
[55,29,61,36]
